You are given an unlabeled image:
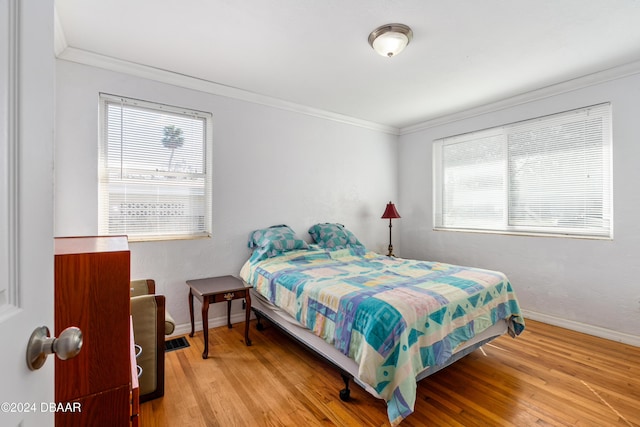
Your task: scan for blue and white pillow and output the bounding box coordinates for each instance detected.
[308,223,365,251]
[248,224,308,262]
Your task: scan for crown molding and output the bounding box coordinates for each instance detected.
[53,7,67,57]
[56,46,400,136]
[53,13,640,140]
[400,59,640,135]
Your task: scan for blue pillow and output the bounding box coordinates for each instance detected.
[308,223,365,251]
[248,225,308,262]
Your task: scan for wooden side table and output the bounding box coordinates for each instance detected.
[187,275,252,359]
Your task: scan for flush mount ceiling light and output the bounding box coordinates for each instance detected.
[368,23,413,57]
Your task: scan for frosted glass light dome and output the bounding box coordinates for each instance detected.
[368,24,413,57]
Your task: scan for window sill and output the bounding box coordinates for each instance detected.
[432,227,613,241]
[126,233,211,243]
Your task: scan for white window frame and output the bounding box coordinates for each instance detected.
[98,93,213,241]
[433,103,612,239]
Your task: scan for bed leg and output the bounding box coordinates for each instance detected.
[339,373,351,401]
[255,311,265,331]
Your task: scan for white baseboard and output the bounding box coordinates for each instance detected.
[522,309,640,347]
[170,311,255,338]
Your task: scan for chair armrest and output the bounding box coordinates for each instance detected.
[131,294,165,399]
[164,310,176,335]
[131,279,156,297]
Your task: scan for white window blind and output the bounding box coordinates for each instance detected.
[98,94,213,241]
[433,103,612,238]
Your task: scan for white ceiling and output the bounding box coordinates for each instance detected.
[55,0,640,130]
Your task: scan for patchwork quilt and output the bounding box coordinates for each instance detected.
[240,247,525,425]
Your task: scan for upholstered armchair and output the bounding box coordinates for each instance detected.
[130,279,176,402]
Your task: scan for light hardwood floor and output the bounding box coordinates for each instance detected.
[140,319,640,426]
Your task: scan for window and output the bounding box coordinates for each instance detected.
[99,94,213,241]
[433,103,612,238]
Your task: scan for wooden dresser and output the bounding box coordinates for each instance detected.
[54,236,138,426]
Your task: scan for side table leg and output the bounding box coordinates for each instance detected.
[202,298,210,359]
[227,300,232,329]
[188,289,195,337]
[244,293,252,346]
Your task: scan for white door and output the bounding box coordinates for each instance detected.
[0,1,55,426]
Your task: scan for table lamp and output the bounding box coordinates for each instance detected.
[381,201,401,257]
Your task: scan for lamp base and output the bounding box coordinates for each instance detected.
[386,244,395,257]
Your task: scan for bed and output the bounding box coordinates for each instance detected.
[239,224,525,426]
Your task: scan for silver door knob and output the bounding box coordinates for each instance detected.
[26,326,83,371]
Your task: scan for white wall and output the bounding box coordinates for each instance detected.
[398,72,640,344]
[55,54,640,345]
[55,59,398,333]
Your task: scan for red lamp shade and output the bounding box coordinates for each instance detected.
[381,202,401,219]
